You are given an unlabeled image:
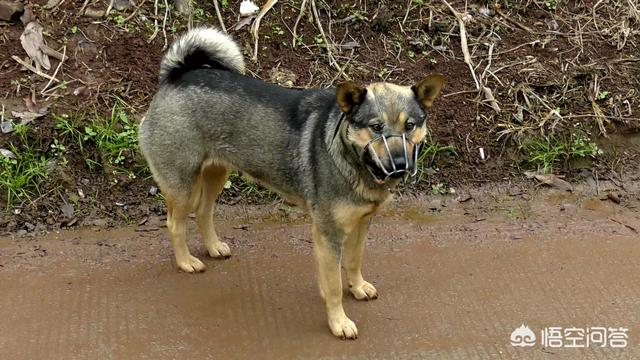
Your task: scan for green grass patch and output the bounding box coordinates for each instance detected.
[520,133,601,173]
[416,132,457,180]
[0,143,49,208]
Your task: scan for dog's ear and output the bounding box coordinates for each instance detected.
[412,74,444,109]
[336,82,367,113]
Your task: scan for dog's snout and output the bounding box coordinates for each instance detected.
[392,154,407,169]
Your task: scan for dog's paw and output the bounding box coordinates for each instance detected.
[176,255,206,273]
[350,281,378,301]
[207,241,231,259]
[329,316,358,340]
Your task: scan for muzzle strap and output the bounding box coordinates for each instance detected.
[364,133,420,181]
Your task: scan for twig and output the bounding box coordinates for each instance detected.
[292,0,308,48]
[148,0,159,42]
[495,8,536,34]
[441,0,479,89]
[124,0,146,21]
[41,45,66,93]
[251,0,278,62]
[402,0,412,25]
[78,0,91,16]
[161,0,169,50]
[213,0,227,33]
[310,0,345,78]
[105,0,115,17]
[12,56,60,83]
[609,218,638,234]
[40,44,68,62]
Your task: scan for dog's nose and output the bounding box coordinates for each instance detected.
[386,155,408,178]
[391,155,407,170]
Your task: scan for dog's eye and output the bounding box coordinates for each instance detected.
[405,121,416,131]
[370,123,384,133]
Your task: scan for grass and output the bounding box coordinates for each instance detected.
[416,132,457,180]
[54,99,143,178]
[84,101,140,176]
[0,125,50,207]
[520,133,601,173]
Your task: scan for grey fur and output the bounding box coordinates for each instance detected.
[159,27,245,83]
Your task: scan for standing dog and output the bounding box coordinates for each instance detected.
[139,28,443,339]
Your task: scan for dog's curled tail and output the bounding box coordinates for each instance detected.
[159,27,245,84]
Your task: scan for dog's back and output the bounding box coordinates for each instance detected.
[139,28,334,200]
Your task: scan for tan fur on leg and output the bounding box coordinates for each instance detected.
[166,192,206,273]
[196,163,231,258]
[343,215,378,300]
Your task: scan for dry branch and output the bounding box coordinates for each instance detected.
[12,55,60,83]
[213,0,227,33]
[251,0,278,62]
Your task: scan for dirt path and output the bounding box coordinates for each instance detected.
[1,191,639,359]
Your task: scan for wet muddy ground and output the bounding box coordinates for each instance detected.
[1,189,640,359]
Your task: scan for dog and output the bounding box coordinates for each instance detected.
[138,27,443,339]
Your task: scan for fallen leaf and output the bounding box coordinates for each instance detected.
[0,148,17,159]
[232,16,254,31]
[533,174,573,192]
[20,21,51,70]
[11,110,46,121]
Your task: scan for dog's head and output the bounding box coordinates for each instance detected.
[335,74,444,184]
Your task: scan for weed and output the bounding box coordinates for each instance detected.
[83,100,140,177]
[520,133,601,173]
[416,132,457,180]
[430,183,447,195]
[543,0,557,11]
[597,90,610,100]
[271,25,285,36]
[0,144,49,207]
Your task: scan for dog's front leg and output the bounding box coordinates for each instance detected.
[312,222,358,340]
[343,215,378,301]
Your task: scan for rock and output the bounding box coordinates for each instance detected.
[24,222,35,232]
[16,229,27,237]
[35,223,47,233]
[1,121,14,134]
[0,0,24,21]
[427,199,442,210]
[607,192,622,204]
[84,7,105,18]
[114,0,131,11]
[91,218,109,227]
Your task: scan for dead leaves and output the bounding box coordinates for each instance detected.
[20,21,51,71]
[525,171,573,192]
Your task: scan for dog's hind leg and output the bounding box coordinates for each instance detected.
[196,163,232,259]
[343,216,378,301]
[165,189,207,273]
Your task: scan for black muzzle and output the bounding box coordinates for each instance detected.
[363,133,421,183]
